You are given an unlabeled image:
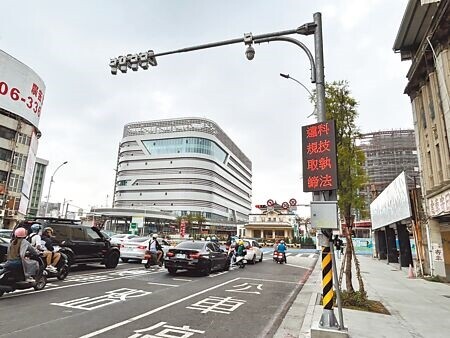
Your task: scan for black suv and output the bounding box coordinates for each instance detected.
[15,218,120,268]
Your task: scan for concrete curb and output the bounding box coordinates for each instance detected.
[273,257,322,338]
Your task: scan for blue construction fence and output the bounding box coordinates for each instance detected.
[343,237,417,256]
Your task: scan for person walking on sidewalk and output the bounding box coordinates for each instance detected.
[333,235,343,259]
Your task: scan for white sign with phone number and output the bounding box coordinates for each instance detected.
[0,50,46,128]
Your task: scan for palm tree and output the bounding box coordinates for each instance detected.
[194,214,207,231]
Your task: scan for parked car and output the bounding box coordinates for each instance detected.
[0,229,12,239]
[0,237,8,262]
[14,218,121,269]
[110,234,138,245]
[120,237,171,263]
[164,240,230,276]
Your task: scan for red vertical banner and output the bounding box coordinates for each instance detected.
[180,220,186,238]
[301,120,338,192]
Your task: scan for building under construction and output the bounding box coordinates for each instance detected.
[358,129,420,214]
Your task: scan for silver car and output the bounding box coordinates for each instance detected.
[120,237,171,263]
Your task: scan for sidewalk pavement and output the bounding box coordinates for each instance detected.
[274,255,450,338]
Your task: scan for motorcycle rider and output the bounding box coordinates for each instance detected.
[277,240,287,263]
[6,227,39,282]
[236,240,246,257]
[27,224,44,251]
[41,227,60,272]
[148,234,163,266]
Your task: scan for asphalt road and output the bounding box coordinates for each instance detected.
[0,249,318,338]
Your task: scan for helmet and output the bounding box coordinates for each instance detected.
[280,240,285,244]
[239,240,244,245]
[14,227,27,238]
[31,223,42,233]
[152,234,158,239]
[43,227,54,234]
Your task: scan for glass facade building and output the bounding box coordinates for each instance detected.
[114,118,252,226]
[27,157,48,217]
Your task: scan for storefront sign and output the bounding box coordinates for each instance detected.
[428,190,450,217]
[301,120,338,192]
[370,172,411,230]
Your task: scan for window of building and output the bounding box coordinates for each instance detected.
[12,153,27,171]
[8,173,23,192]
[427,84,435,120]
[0,125,16,141]
[0,148,12,162]
[16,133,31,145]
[436,144,442,181]
[142,137,228,163]
[0,170,7,183]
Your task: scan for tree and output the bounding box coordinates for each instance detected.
[324,81,367,294]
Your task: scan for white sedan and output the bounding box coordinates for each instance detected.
[110,234,139,246]
[242,239,264,264]
[120,237,171,263]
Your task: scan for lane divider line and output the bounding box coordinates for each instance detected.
[172,278,192,282]
[147,282,179,287]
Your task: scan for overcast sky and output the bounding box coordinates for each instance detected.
[1,0,412,217]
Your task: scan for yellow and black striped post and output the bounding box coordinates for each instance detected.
[318,232,339,329]
[322,246,334,310]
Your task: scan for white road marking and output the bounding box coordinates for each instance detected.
[282,263,311,269]
[147,282,179,287]
[239,277,300,284]
[186,295,246,314]
[1,270,164,299]
[51,288,152,311]
[208,271,228,278]
[79,277,240,338]
[172,278,192,282]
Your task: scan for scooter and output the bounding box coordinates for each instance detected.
[0,254,47,298]
[274,251,286,264]
[143,250,164,269]
[273,250,278,262]
[43,249,70,281]
[234,255,246,268]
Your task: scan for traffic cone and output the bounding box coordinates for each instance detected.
[408,264,415,279]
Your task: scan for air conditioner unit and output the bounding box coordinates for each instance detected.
[0,210,4,217]
[7,210,14,217]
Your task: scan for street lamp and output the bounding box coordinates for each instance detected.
[280,73,317,118]
[44,161,68,217]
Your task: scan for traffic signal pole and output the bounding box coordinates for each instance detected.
[312,12,344,332]
[109,10,345,334]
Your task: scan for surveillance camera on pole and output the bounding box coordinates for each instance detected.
[245,45,255,60]
[244,32,255,60]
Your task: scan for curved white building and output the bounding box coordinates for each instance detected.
[114,118,252,225]
[0,50,45,228]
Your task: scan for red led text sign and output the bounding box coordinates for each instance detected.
[301,120,338,192]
